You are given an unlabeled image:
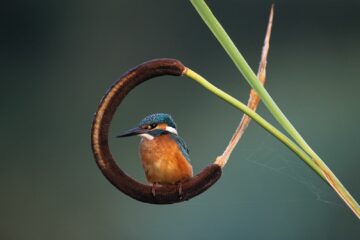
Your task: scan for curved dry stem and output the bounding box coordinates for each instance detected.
[215,5,274,167]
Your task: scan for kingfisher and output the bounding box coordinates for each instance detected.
[117,113,193,196]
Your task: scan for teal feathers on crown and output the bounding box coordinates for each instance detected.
[139,113,177,129]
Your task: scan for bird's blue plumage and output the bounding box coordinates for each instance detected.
[170,134,190,162]
[139,113,177,129]
[148,129,168,137]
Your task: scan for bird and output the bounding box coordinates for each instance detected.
[117,113,193,196]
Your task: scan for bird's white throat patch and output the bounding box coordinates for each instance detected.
[139,133,154,141]
[166,126,178,135]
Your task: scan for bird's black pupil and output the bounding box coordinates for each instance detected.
[150,124,157,128]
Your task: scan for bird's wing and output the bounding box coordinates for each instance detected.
[171,134,191,162]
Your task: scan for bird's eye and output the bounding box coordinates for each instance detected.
[142,124,157,129]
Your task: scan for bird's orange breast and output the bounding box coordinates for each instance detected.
[139,134,193,185]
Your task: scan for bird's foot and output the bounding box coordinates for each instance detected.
[151,183,158,197]
[177,182,183,200]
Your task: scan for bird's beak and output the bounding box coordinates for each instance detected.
[116,127,148,138]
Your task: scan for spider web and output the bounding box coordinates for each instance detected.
[240,134,345,209]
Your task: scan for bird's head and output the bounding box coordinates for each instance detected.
[117,113,178,140]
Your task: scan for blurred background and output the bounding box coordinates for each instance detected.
[1,0,360,239]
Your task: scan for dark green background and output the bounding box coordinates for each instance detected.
[1,0,359,239]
